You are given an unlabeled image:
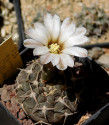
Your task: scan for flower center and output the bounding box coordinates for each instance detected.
[49,43,60,54]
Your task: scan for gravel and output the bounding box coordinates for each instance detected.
[0,84,35,125]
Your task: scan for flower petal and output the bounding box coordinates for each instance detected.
[33,46,49,55]
[59,18,75,43]
[23,39,43,48]
[56,54,67,70]
[40,53,54,64]
[51,54,60,66]
[62,54,74,67]
[34,22,50,45]
[52,14,61,41]
[63,47,88,57]
[60,17,70,32]
[44,13,53,35]
[56,62,67,70]
[25,28,47,45]
[25,28,38,41]
[73,27,86,36]
[64,36,89,47]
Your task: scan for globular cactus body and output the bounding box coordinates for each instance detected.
[16,59,78,125]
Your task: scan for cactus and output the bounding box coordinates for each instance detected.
[16,13,89,125]
[74,5,109,38]
[15,59,84,125]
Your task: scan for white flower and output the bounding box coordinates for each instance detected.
[24,13,89,70]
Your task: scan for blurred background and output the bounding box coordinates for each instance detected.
[1,0,109,46]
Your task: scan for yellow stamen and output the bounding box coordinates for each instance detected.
[49,43,60,54]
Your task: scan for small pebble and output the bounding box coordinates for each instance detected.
[12,33,19,41]
[97,53,109,68]
[1,28,6,37]
[11,97,20,113]
[1,89,10,102]
[6,101,12,110]
[0,88,3,95]
[88,47,104,59]
[6,85,12,91]
[19,109,26,120]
